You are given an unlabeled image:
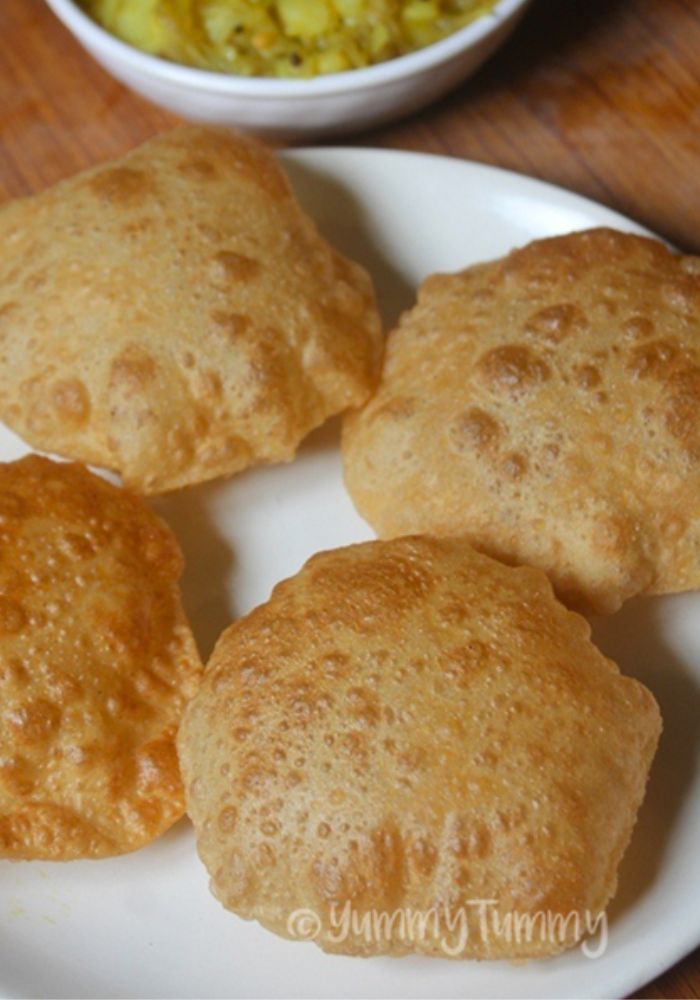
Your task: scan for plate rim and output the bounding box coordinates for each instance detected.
[282,145,656,241]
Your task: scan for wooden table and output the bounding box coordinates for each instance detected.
[1,0,699,996]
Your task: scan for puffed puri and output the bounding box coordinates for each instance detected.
[177,535,661,960]
[0,455,202,860]
[0,126,382,494]
[342,228,700,615]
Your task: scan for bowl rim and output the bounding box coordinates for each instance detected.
[44,0,531,96]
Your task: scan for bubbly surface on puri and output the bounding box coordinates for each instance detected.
[178,535,660,959]
[0,126,382,494]
[343,228,700,614]
[0,456,202,860]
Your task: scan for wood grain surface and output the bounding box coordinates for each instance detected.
[1,0,700,996]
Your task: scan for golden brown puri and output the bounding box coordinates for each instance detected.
[0,126,382,495]
[177,536,660,959]
[342,228,700,614]
[0,455,202,860]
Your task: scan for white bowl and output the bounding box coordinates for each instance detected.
[44,0,533,139]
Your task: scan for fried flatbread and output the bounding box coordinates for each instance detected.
[342,228,700,613]
[178,535,660,959]
[0,126,382,494]
[0,456,202,859]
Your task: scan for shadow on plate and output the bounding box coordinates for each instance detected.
[296,414,343,456]
[152,483,236,662]
[152,814,195,855]
[590,595,700,922]
[281,157,415,329]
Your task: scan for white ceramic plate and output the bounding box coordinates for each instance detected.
[1,149,699,1000]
